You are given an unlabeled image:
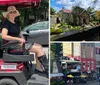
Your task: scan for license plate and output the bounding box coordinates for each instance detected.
[1,65,16,70]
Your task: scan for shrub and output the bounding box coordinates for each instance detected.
[51,81,57,85]
[51,81,65,85]
[50,28,63,35]
[70,26,81,31]
[60,22,68,28]
[59,81,65,85]
[60,21,66,26]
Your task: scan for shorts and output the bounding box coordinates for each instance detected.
[25,42,34,50]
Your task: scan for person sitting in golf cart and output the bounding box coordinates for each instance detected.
[1,6,48,77]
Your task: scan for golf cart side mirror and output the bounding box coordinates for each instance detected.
[26,29,30,33]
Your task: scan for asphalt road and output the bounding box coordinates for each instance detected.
[52,61,59,73]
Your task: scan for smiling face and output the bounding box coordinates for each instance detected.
[7,10,18,19]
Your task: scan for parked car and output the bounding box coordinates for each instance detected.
[22,21,49,45]
[97,73,100,82]
[99,76,100,82]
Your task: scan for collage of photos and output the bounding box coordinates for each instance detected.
[50,0,100,85]
[0,0,100,85]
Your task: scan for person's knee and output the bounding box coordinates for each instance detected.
[36,44,43,50]
[33,45,43,53]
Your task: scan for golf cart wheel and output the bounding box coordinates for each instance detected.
[0,78,18,85]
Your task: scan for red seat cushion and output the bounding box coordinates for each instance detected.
[9,49,24,55]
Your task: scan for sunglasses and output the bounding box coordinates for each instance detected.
[9,11,17,14]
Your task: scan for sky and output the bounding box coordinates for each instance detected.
[50,0,100,12]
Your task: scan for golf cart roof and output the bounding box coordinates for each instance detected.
[60,60,81,63]
[0,0,40,9]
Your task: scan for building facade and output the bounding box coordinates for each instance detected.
[95,43,100,74]
[62,43,96,73]
[81,43,96,73]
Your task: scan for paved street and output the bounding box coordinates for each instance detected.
[52,61,59,73]
[72,81,100,85]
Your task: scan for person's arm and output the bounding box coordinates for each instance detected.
[1,28,25,45]
[19,32,25,39]
[1,28,21,41]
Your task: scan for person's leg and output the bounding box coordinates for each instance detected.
[35,56,43,71]
[29,43,48,76]
[29,43,44,56]
[29,43,43,70]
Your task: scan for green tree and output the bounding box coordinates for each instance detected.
[87,7,94,14]
[93,0,98,3]
[95,10,100,22]
[50,7,56,15]
[18,0,49,29]
[50,43,56,73]
[50,43,56,59]
[87,7,95,21]
[38,0,49,20]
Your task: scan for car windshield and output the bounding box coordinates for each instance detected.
[23,21,49,32]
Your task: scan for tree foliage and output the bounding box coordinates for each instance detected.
[50,43,56,55]
[50,7,56,15]
[95,10,100,22]
[87,7,94,14]
[19,0,49,27]
[86,7,96,21]
[50,43,56,73]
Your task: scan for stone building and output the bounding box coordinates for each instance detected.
[50,15,57,25]
[59,7,90,25]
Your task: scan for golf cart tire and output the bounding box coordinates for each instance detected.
[0,78,18,85]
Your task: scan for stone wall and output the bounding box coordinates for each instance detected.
[50,15,57,25]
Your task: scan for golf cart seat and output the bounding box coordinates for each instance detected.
[0,36,34,62]
[3,53,34,62]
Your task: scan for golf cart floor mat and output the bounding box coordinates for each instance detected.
[27,74,48,85]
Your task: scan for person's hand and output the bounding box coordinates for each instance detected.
[18,38,26,47]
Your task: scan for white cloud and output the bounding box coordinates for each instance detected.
[56,0,68,5]
[80,0,93,9]
[53,6,61,12]
[56,0,100,10]
[94,1,100,10]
